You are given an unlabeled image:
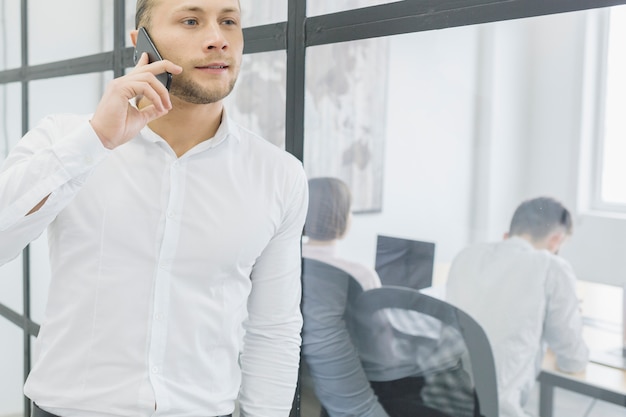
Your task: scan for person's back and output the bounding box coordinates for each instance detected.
[446,197,589,417]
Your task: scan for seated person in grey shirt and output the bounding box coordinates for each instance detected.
[446,196,589,417]
[301,177,477,417]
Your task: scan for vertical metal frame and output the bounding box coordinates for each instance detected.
[2,1,626,416]
[20,1,31,415]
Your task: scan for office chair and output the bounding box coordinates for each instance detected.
[355,286,499,417]
[300,258,483,417]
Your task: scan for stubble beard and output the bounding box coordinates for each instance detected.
[169,72,238,105]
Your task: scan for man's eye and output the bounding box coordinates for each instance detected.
[182,19,198,26]
[222,19,237,26]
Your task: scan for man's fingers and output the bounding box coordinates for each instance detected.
[132,57,183,77]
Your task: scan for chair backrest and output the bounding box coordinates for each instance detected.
[355,286,499,417]
[299,258,498,417]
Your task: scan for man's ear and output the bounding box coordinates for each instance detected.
[546,231,566,254]
[130,29,139,47]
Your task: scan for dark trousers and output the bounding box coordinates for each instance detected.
[370,376,454,417]
[32,403,232,417]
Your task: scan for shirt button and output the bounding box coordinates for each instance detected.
[167,211,175,219]
[84,155,94,165]
[155,313,163,321]
[152,366,159,374]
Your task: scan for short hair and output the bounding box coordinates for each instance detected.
[508,196,573,240]
[304,177,352,241]
[135,0,155,29]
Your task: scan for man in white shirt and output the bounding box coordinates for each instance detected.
[0,1,308,416]
[446,196,589,417]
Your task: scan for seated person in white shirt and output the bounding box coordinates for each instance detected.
[0,1,308,416]
[301,177,477,417]
[446,196,589,417]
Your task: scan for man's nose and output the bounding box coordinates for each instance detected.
[203,23,228,50]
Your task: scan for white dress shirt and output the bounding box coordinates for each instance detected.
[446,237,589,417]
[0,111,308,417]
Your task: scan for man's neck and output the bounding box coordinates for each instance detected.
[141,96,224,157]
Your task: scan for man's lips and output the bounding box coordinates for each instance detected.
[195,63,229,70]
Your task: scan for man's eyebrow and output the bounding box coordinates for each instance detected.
[171,5,241,14]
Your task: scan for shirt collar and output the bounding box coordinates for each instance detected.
[506,235,534,251]
[134,101,242,150]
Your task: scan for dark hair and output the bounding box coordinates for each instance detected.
[508,196,573,240]
[304,177,352,241]
[135,0,154,29]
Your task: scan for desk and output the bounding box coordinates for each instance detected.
[538,351,626,417]
[538,281,626,416]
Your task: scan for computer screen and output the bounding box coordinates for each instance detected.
[374,235,435,290]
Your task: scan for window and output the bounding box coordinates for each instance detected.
[596,5,626,209]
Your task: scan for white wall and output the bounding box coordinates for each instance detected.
[338,24,480,267]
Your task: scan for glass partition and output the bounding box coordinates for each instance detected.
[0,321,24,417]
[240,0,287,27]
[0,255,23,314]
[29,72,112,127]
[0,83,22,162]
[308,0,402,16]
[28,0,108,65]
[224,50,287,148]
[0,81,23,315]
[0,0,22,70]
[300,9,607,416]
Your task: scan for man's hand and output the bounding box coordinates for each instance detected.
[89,53,183,149]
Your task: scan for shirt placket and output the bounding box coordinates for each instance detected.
[148,158,186,413]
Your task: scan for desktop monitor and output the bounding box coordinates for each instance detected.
[374,235,435,290]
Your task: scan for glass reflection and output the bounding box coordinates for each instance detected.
[304,37,389,213]
[224,51,286,149]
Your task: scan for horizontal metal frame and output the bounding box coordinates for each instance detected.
[2,0,626,85]
[305,0,626,46]
[0,24,287,84]
[0,304,39,336]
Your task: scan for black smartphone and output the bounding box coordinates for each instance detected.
[134,27,172,90]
